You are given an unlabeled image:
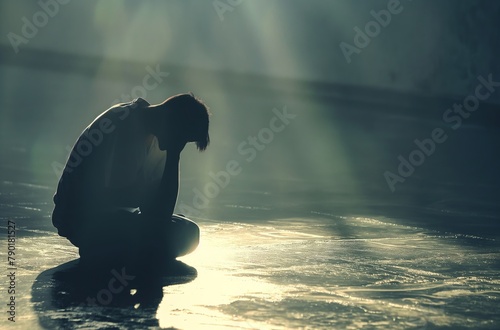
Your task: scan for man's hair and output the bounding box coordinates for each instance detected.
[163,92,210,151]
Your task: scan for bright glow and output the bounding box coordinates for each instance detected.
[157,222,287,329]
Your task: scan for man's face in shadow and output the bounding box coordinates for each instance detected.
[155,113,197,152]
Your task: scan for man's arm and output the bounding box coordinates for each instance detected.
[158,149,181,218]
[141,142,185,219]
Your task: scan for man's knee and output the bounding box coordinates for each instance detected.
[171,214,200,256]
[175,214,199,240]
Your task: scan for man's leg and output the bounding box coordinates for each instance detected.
[166,214,200,257]
[144,214,200,260]
[74,211,200,265]
[76,210,143,266]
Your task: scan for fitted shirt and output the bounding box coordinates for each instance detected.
[52,98,166,238]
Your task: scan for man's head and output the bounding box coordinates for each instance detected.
[153,92,210,152]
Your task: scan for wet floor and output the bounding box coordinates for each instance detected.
[1,177,499,329]
[2,2,500,328]
[1,60,499,329]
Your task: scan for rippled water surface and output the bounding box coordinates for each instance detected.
[0,178,499,329]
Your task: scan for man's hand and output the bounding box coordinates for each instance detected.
[162,122,188,155]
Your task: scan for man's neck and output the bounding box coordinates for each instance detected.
[143,104,170,135]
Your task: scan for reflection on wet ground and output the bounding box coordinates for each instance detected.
[0,178,499,329]
[32,259,197,329]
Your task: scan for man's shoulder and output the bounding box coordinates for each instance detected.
[88,98,150,130]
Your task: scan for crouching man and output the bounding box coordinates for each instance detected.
[52,93,210,267]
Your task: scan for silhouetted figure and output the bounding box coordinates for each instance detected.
[52,93,210,267]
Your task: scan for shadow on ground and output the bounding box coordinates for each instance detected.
[31,259,197,329]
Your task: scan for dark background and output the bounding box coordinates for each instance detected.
[1,0,499,237]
